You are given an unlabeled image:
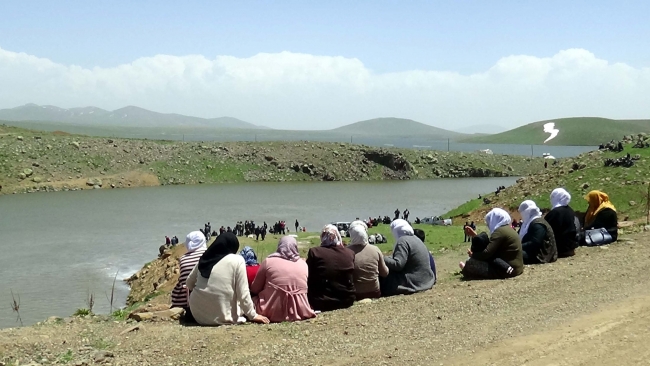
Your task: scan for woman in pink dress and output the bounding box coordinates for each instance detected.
[250,236,316,323]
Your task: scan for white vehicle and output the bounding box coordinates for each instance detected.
[542,153,556,160]
[421,216,452,226]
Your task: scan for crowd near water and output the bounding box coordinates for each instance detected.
[169,188,619,325]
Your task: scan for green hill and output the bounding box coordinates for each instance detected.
[461,117,650,146]
[332,117,464,139]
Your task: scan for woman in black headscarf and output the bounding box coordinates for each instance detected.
[187,233,269,325]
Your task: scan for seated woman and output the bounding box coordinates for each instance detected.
[187,233,269,325]
[240,246,260,287]
[250,236,316,322]
[171,231,207,310]
[545,188,579,257]
[518,200,557,264]
[413,228,437,282]
[461,208,523,279]
[381,220,435,296]
[306,225,356,312]
[583,190,618,243]
[347,221,389,300]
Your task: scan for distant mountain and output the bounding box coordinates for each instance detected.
[332,117,465,139]
[461,117,650,146]
[454,124,507,135]
[0,104,268,130]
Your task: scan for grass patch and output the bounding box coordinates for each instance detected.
[144,291,164,303]
[443,198,483,218]
[73,308,92,317]
[57,350,74,363]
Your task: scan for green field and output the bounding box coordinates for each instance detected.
[462,117,650,146]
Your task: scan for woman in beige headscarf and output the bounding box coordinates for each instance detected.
[347,221,388,300]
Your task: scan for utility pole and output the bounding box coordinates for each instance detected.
[182,134,184,142]
[531,145,534,157]
[447,138,450,152]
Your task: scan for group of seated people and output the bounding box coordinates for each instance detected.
[169,188,617,325]
[460,188,618,279]
[172,219,436,325]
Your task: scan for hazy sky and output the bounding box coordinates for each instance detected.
[1,0,649,130]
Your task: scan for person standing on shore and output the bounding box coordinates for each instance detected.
[295,219,299,233]
[403,209,410,221]
[394,208,400,221]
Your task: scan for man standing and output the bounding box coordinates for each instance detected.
[403,209,410,221]
[394,208,400,221]
[295,219,299,233]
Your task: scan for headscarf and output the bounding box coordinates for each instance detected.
[320,224,343,247]
[485,208,512,234]
[584,190,616,226]
[350,220,368,230]
[185,231,207,253]
[550,188,572,208]
[518,200,542,239]
[240,246,258,266]
[198,232,240,278]
[349,224,369,246]
[268,236,300,262]
[390,219,414,240]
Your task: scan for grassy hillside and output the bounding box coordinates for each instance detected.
[0,124,544,195]
[462,117,650,146]
[444,138,650,224]
[333,117,464,139]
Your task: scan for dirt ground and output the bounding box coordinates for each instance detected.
[2,232,650,366]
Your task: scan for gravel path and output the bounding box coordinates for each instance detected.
[1,233,648,366]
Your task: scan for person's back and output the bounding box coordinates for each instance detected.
[306,246,356,311]
[545,205,578,257]
[171,247,206,308]
[383,235,435,296]
[521,218,557,264]
[250,257,315,322]
[187,254,256,325]
[348,243,389,300]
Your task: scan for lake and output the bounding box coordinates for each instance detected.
[0,177,517,328]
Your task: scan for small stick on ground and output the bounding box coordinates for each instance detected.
[10,289,23,326]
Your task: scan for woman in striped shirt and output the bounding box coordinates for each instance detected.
[171,231,207,308]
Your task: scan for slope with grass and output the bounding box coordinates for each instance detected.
[444,139,650,224]
[332,117,465,139]
[461,117,650,146]
[0,124,544,195]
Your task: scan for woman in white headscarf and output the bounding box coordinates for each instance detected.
[347,221,389,300]
[306,225,356,311]
[544,188,579,257]
[171,231,208,309]
[461,208,524,279]
[518,200,557,264]
[381,219,435,296]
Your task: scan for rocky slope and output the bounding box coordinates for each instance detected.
[0,125,544,195]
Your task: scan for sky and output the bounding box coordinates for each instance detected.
[1,0,649,130]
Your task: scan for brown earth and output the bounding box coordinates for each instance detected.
[1,232,649,366]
